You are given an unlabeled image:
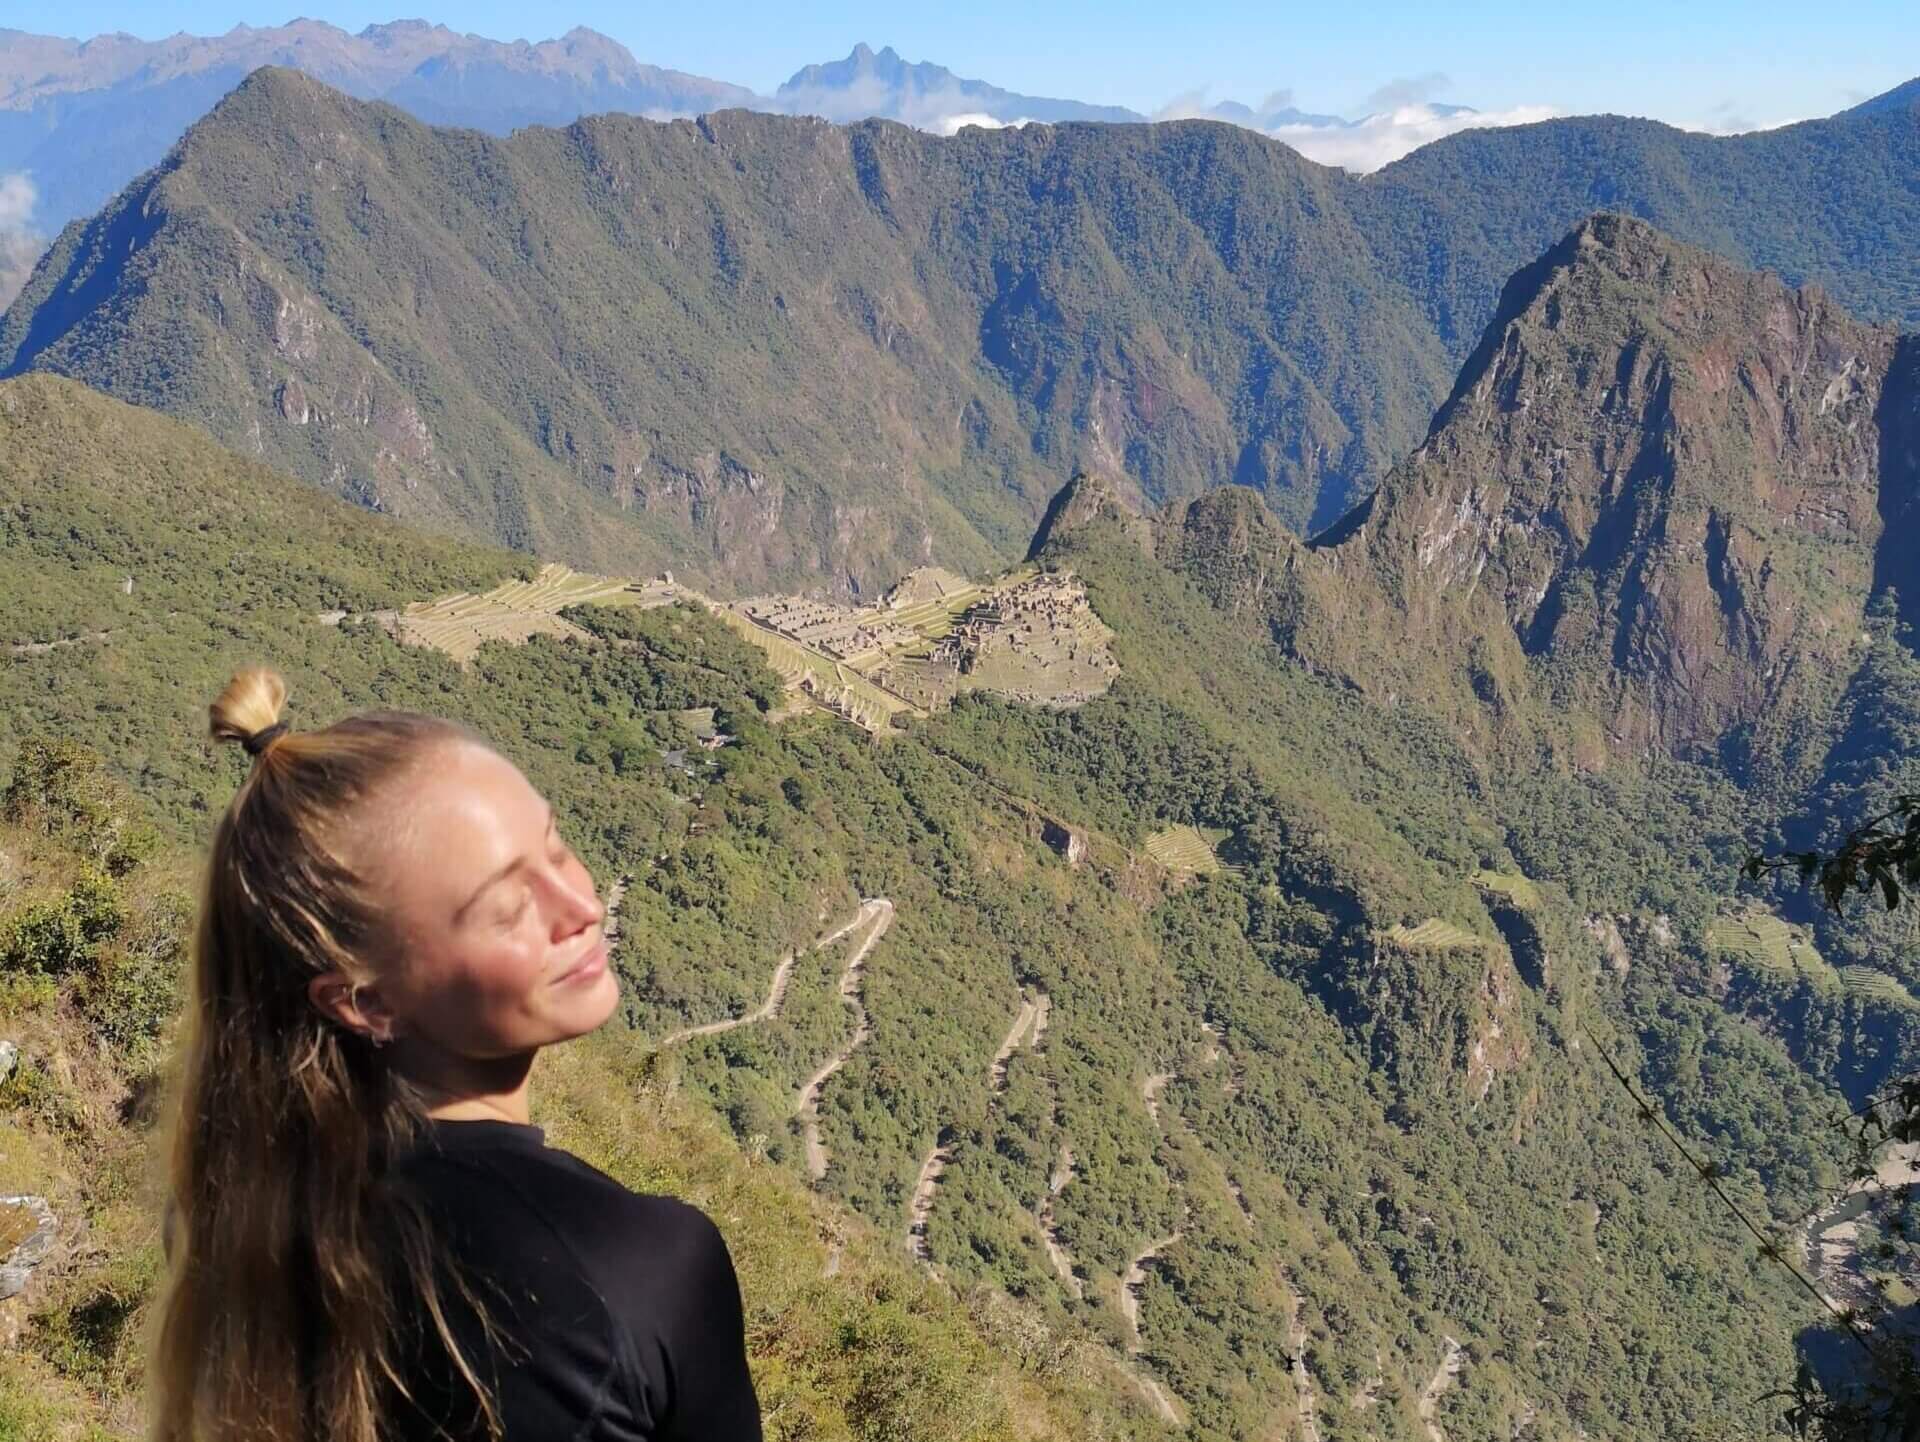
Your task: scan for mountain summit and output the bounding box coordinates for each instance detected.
[1298,214,1905,760]
[775,43,1142,127]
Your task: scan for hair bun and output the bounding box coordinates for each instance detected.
[209,668,290,754]
[242,722,292,757]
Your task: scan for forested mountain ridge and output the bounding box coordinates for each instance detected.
[0,20,758,238]
[4,359,1906,1439]
[1137,214,1913,803]
[5,67,1920,596]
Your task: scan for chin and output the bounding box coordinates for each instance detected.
[565,967,621,1036]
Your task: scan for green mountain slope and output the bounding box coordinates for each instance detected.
[0,373,1164,1440]
[6,69,1920,594]
[6,290,1913,1442]
[1170,215,1906,787]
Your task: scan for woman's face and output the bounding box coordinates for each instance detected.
[361,741,620,1058]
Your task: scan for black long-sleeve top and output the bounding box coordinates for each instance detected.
[384,1118,762,1442]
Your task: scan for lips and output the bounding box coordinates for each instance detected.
[554,936,609,986]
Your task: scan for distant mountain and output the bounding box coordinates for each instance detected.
[0,20,757,236]
[775,42,1142,128]
[4,69,1919,594]
[0,70,1460,587]
[1294,214,1907,765]
[1201,97,1349,129]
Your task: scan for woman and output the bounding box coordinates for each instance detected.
[151,668,762,1442]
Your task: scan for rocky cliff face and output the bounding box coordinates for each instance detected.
[1299,214,1905,761]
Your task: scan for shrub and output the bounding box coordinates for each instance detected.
[0,872,123,978]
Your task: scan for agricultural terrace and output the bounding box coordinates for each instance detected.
[1384,918,1484,951]
[1144,825,1229,875]
[1706,908,1840,988]
[1473,869,1542,911]
[358,558,1115,736]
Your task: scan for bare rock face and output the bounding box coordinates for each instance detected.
[1306,214,1902,759]
[1038,817,1087,866]
[0,1195,57,1349]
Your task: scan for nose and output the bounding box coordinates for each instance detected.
[548,865,605,940]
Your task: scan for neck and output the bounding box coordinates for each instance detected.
[394,1043,538,1125]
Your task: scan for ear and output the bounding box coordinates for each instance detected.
[307,970,404,1044]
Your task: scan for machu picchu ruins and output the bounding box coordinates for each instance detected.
[345,558,1118,736]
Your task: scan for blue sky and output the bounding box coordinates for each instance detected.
[24,1,1918,126]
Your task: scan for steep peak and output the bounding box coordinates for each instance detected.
[1428,211,1811,441]
[1027,471,1144,559]
[1313,214,1898,757]
[358,19,446,44]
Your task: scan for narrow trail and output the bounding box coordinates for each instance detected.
[1197,1020,1243,1096]
[9,629,112,657]
[793,899,895,1182]
[1037,1143,1083,1296]
[1119,1064,1191,1428]
[654,897,885,1050]
[1119,1213,1188,1428]
[1417,1336,1465,1442]
[1284,1279,1321,1442]
[656,954,799,1048]
[905,1136,954,1263]
[908,986,1052,1262]
[601,873,632,943]
[1142,1070,1172,1124]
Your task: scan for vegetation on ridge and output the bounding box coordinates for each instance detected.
[4,68,1918,595]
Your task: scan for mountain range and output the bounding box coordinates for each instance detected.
[0,21,1416,248]
[4,18,1913,255]
[3,65,1916,596]
[4,30,1920,1442]
[6,202,1919,1439]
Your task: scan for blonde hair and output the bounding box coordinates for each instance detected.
[150,668,498,1442]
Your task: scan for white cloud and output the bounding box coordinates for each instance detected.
[934,111,1027,135]
[1151,89,1215,122]
[1364,72,1451,111]
[1269,103,1559,172]
[775,75,1047,137]
[0,171,42,312]
[1670,111,1805,136]
[0,172,35,233]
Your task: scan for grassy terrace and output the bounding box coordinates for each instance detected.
[1707,908,1840,988]
[389,563,650,663]
[1143,824,1230,875]
[1383,918,1485,951]
[1473,869,1542,911]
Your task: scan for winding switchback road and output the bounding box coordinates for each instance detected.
[655,898,887,1050]
[908,986,1052,1261]
[1418,1336,1465,1442]
[793,899,895,1182]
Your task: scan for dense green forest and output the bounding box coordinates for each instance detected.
[6,370,1919,1437]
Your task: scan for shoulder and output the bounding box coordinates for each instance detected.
[573,1189,742,1327]
[398,1135,736,1303]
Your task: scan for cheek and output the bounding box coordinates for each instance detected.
[459,930,552,1009]
[398,930,550,1030]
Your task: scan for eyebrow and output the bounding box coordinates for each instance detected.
[452,804,556,923]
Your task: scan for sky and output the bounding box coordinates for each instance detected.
[19,1,1917,131]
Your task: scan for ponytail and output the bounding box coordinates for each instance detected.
[150,669,497,1442]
